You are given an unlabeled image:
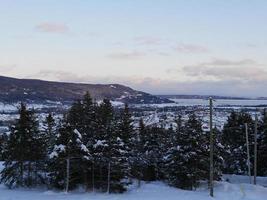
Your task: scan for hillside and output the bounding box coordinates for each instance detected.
[0,76,172,104]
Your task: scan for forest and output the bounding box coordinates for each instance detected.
[0,92,267,193]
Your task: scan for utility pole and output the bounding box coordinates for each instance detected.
[245,123,252,183]
[209,97,214,197]
[254,113,258,185]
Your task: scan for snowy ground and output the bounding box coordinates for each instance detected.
[1,180,267,200]
[1,163,267,200]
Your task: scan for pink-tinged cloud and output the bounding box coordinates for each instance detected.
[179,59,267,81]
[35,22,69,33]
[108,51,146,59]
[174,43,209,53]
[134,36,165,46]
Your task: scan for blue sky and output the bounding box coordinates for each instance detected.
[0,0,267,96]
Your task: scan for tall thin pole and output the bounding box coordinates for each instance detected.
[107,162,111,194]
[245,123,252,183]
[66,158,70,193]
[92,162,95,192]
[254,113,258,185]
[209,97,214,197]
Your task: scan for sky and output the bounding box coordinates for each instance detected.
[0,0,267,97]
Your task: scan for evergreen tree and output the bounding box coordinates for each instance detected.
[81,92,97,190]
[0,132,8,160]
[258,109,267,175]
[48,119,91,190]
[117,104,134,177]
[163,115,184,187]
[43,113,57,154]
[0,103,45,188]
[67,100,84,130]
[141,125,166,181]
[93,99,129,193]
[222,111,254,174]
[164,114,209,190]
[131,118,147,185]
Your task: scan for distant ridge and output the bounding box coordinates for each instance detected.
[0,75,173,104]
[157,94,265,100]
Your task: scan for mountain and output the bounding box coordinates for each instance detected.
[157,94,250,100]
[0,76,173,104]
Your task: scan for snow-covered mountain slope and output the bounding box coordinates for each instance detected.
[0,75,172,104]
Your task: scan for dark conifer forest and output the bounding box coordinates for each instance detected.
[0,93,267,193]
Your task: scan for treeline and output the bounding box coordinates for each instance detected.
[0,92,267,193]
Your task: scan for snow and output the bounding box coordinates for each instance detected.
[73,129,82,139]
[49,144,66,158]
[0,180,267,200]
[94,140,108,148]
[0,162,267,200]
[223,174,267,186]
[49,151,58,159]
[111,101,124,107]
[80,144,89,153]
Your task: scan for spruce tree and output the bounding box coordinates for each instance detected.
[81,92,97,190]
[93,99,128,193]
[0,103,45,188]
[164,114,209,189]
[222,111,254,174]
[48,119,91,190]
[258,109,267,175]
[117,104,134,176]
[43,113,57,154]
[0,132,8,161]
[131,118,147,184]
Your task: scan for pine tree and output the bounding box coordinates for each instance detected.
[163,115,184,187]
[130,118,147,185]
[0,103,45,188]
[222,111,254,174]
[93,99,129,193]
[116,104,133,176]
[48,119,91,190]
[81,92,97,190]
[164,114,209,190]
[258,109,267,175]
[43,113,57,154]
[67,100,84,130]
[0,132,8,160]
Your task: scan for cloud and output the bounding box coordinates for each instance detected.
[174,43,209,53]
[29,70,267,97]
[201,58,257,66]
[181,58,267,81]
[35,22,69,33]
[108,51,146,60]
[133,36,165,46]
[0,64,16,73]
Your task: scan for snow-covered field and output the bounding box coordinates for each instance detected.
[0,180,267,200]
[0,162,267,200]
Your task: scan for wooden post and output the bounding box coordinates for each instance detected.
[66,158,70,193]
[245,123,252,183]
[254,114,258,185]
[107,162,111,194]
[209,97,214,197]
[92,162,95,192]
